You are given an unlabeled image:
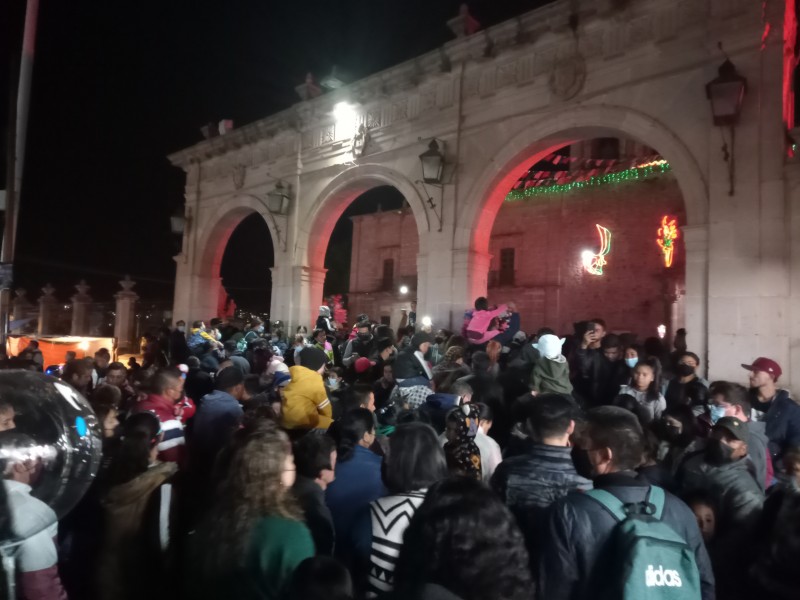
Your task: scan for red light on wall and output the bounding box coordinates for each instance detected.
[657,215,679,268]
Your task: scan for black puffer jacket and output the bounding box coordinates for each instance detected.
[490,444,592,569]
[538,472,715,600]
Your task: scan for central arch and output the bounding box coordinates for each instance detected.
[295,163,431,325]
[298,163,431,269]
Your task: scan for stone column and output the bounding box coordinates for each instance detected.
[291,265,327,332]
[37,284,58,336]
[114,276,139,353]
[682,226,709,379]
[70,280,92,336]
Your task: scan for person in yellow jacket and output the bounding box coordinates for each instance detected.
[282,346,333,431]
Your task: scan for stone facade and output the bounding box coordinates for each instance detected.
[168,0,800,390]
[348,172,684,338]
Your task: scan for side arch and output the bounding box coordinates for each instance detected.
[195,193,279,277]
[457,104,709,255]
[296,163,431,270]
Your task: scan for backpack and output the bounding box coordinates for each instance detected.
[586,485,702,600]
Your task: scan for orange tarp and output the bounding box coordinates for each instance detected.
[7,336,116,367]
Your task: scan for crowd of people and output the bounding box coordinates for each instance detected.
[3,298,800,600]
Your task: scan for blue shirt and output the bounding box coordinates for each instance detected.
[193,390,243,463]
[325,445,386,561]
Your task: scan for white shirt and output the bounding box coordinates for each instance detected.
[475,429,503,481]
[437,430,503,481]
[4,479,60,572]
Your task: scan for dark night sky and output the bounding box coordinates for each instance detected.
[0,0,549,311]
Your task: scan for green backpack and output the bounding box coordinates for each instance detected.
[586,486,702,600]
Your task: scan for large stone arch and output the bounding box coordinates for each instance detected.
[457,104,708,255]
[455,103,710,368]
[195,193,279,277]
[297,163,431,270]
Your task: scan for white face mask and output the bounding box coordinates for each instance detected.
[177,326,185,333]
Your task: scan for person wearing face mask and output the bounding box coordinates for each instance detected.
[169,320,192,365]
[707,381,772,491]
[539,406,715,600]
[677,417,764,542]
[342,320,379,372]
[240,319,265,351]
[656,404,704,475]
[316,305,338,340]
[664,351,709,410]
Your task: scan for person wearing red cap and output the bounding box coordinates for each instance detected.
[742,357,800,462]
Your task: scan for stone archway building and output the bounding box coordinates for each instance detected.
[169,0,800,388]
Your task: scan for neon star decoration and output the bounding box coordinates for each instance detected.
[581,224,612,275]
[657,215,679,268]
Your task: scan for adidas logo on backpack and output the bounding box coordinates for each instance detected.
[645,565,683,588]
[586,485,702,599]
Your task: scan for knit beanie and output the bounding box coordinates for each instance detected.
[411,331,432,350]
[299,346,328,371]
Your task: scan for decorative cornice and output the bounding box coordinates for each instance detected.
[167,0,754,176]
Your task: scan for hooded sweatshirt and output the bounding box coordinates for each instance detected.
[282,365,333,430]
[531,357,573,395]
[98,462,177,600]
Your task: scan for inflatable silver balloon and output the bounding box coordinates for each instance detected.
[0,370,102,548]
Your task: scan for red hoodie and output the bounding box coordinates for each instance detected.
[133,394,186,467]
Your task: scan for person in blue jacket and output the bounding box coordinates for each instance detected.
[325,408,386,567]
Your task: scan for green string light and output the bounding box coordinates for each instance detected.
[505,162,672,202]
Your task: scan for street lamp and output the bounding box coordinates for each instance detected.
[706,57,747,196]
[399,285,409,295]
[706,59,747,126]
[419,140,445,184]
[266,181,292,215]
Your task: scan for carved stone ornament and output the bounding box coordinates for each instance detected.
[549,54,587,101]
[352,124,371,158]
[232,164,246,190]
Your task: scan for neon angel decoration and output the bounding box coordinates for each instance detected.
[657,215,679,267]
[581,224,612,275]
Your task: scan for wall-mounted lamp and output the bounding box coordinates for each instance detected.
[706,56,747,196]
[266,180,292,216]
[416,139,446,232]
[170,209,187,235]
[419,140,445,184]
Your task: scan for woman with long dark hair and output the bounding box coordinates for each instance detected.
[617,356,666,423]
[189,421,313,600]
[443,405,482,480]
[363,423,447,598]
[392,477,532,600]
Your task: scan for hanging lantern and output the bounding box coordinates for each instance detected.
[705,59,747,127]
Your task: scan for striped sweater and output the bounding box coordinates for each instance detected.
[367,490,427,598]
[134,395,186,467]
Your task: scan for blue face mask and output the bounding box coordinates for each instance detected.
[327,378,339,388]
[625,357,638,369]
[709,405,728,424]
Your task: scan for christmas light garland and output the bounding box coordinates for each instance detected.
[505,161,672,201]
